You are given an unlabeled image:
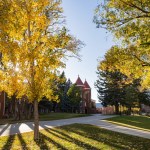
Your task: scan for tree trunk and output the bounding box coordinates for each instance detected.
[18,101,21,120]
[14,100,18,120]
[11,95,16,119]
[34,99,39,140]
[27,103,33,120]
[72,107,74,113]
[128,106,132,115]
[115,102,119,115]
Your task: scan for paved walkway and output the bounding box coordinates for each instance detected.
[0,114,150,139]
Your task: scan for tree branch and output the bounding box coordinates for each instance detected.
[120,0,150,14]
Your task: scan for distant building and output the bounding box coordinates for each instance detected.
[141,104,150,113]
[75,76,96,114]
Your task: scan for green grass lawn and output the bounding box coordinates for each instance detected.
[0,124,149,150]
[105,115,150,131]
[39,113,90,121]
[0,113,90,125]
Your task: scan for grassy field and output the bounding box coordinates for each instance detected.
[105,115,150,131]
[0,113,89,125]
[0,124,149,150]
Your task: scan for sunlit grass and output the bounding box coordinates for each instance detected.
[0,113,90,125]
[105,115,150,131]
[0,124,150,150]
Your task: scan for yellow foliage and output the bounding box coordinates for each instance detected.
[99,45,150,88]
[0,0,81,102]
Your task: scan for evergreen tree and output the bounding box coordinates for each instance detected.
[95,69,127,114]
[95,69,150,114]
[52,72,73,112]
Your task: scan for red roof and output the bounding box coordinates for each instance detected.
[75,76,84,86]
[84,80,91,89]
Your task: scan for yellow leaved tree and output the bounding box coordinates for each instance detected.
[94,0,150,90]
[0,0,82,140]
[100,45,150,89]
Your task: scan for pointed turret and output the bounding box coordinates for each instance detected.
[84,79,91,89]
[75,75,84,87]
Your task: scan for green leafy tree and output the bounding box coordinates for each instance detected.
[52,71,68,112]
[138,91,150,107]
[67,84,82,113]
[123,83,139,114]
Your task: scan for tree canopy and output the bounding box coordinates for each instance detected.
[94,0,150,89]
[94,0,150,45]
[0,0,82,140]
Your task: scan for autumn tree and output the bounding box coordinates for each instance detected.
[0,0,82,140]
[94,0,150,77]
[94,0,150,45]
[100,46,150,88]
[94,0,150,104]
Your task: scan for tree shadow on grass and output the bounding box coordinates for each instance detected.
[57,126,125,150]
[1,123,29,150]
[1,134,16,150]
[44,128,71,142]
[1,134,28,150]
[35,132,68,150]
[17,133,29,150]
[0,124,10,136]
[58,124,150,150]
[43,126,101,150]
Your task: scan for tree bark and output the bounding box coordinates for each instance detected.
[34,99,39,140]
[128,106,132,115]
[28,103,33,119]
[115,102,119,115]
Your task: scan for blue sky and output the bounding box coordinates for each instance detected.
[62,0,115,102]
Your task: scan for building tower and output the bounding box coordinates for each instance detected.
[75,76,92,113]
[83,79,91,114]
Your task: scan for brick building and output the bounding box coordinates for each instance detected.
[75,76,96,113]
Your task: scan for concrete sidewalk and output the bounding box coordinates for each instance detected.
[0,114,150,139]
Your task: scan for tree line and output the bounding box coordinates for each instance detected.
[4,71,82,119]
[95,70,150,115]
